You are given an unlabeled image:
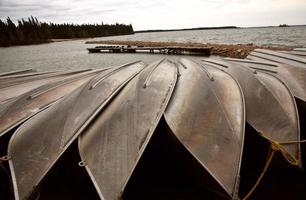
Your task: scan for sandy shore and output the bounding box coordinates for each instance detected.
[86,40,292,58]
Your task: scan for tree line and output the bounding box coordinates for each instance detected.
[0,16,134,47]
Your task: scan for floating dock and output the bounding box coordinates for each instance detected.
[87,45,211,56]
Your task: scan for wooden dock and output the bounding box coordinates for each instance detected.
[87,45,211,56]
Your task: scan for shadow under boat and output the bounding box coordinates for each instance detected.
[123,117,230,200]
[239,123,306,200]
[25,141,100,200]
[32,117,229,200]
[125,120,306,200]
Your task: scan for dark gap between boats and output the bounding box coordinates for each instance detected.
[122,117,228,200]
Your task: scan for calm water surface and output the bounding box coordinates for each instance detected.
[0,40,202,73]
[99,26,306,47]
[0,26,305,73]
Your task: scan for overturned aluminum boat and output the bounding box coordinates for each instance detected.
[0,49,306,200]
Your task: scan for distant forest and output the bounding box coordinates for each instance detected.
[135,26,238,33]
[0,16,134,47]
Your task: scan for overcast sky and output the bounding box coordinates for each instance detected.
[0,0,306,30]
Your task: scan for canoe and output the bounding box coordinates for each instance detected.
[248,49,306,68]
[78,59,177,200]
[0,69,93,103]
[0,68,108,138]
[164,58,245,199]
[7,61,145,200]
[224,58,306,102]
[202,58,300,165]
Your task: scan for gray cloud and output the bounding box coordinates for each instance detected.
[0,0,305,30]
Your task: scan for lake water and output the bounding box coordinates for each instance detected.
[98,26,306,47]
[0,26,305,73]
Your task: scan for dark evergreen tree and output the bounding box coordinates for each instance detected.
[0,17,134,46]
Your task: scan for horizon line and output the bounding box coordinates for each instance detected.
[134,24,306,32]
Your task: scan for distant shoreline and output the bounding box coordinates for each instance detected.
[135,24,306,33]
[135,26,238,33]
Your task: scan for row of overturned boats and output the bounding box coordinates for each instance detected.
[0,48,306,200]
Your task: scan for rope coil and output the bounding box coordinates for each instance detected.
[242,132,305,200]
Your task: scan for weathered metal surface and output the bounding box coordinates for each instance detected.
[0,53,305,199]
[294,48,306,52]
[0,69,91,87]
[282,50,306,58]
[0,98,16,114]
[202,59,300,164]
[246,54,273,63]
[227,58,306,102]
[163,58,244,198]
[7,61,145,200]
[0,69,35,77]
[78,59,177,200]
[0,69,93,103]
[0,68,107,138]
[0,71,51,81]
[249,49,306,68]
